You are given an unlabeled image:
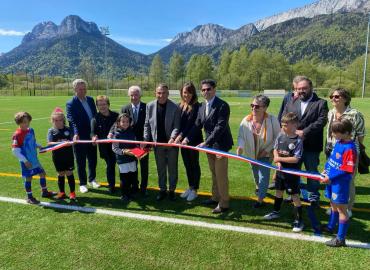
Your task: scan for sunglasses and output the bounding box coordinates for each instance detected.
[201,87,212,92]
[330,94,341,99]
[250,104,261,109]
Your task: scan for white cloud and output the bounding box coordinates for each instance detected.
[112,36,172,46]
[0,28,27,36]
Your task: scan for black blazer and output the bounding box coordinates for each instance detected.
[189,96,233,151]
[121,102,146,141]
[179,102,203,146]
[283,92,328,152]
[66,95,97,139]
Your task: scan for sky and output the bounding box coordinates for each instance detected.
[0,0,316,55]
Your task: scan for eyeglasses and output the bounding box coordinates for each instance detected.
[201,87,212,92]
[330,95,341,99]
[250,104,261,109]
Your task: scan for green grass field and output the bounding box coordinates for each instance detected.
[0,96,369,269]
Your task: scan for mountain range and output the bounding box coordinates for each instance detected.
[0,0,369,75]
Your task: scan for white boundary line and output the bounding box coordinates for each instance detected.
[0,117,50,125]
[0,196,369,249]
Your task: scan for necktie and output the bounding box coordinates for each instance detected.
[133,106,138,124]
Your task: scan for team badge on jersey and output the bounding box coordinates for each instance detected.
[336,152,341,159]
[64,130,70,137]
[288,143,296,150]
[332,193,338,200]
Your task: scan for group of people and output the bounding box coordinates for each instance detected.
[11,75,365,247]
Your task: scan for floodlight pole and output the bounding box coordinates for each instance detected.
[100,26,110,95]
[361,13,370,98]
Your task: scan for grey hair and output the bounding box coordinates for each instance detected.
[253,94,270,108]
[72,79,87,89]
[293,75,313,89]
[128,85,142,96]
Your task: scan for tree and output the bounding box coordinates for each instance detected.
[216,50,232,89]
[0,74,9,88]
[78,56,96,88]
[149,54,165,88]
[169,52,185,89]
[186,54,214,87]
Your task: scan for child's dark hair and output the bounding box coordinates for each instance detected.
[331,119,353,135]
[14,111,32,124]
[116,113,132,125]
[281,112,299,124]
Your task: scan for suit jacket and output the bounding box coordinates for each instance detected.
[189,96,233,151]
[143,99,180,142]
[179,102,203,146]
[66,95,97,139]
[121,102,146,141]
[283,92,328,152]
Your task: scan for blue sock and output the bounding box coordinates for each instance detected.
[337,219,349,241]
[308,202,320,231]
[24,181,32,199]
[40,177,47,192]
[328,210,339,230]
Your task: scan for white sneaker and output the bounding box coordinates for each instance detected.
[326,208,332,215]
[180,188,191,199]
[292,220,304,233]
[88,180,101,188]
[79,185,88,193]
[347,209,352,218]
[264,211,280,220]
[187,190,198,201]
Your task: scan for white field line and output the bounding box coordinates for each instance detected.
[0,196,368,249]
[0,117,50,125]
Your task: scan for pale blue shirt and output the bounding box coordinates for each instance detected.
[79,97,93,120]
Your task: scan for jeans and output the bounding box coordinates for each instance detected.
[251,157,271,200]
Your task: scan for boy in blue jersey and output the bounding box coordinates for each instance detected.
[12,112,56,204]
[321,118,356,247]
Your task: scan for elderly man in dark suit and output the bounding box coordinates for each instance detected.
[283,75,328,232]
[66,79,100,193]
[184,79,233,214]
[143,83,180,201]
[121,85,148,196]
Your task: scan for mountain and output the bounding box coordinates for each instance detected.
[255,0,370,31]
[154,23,258,63]
[0,15,148,75]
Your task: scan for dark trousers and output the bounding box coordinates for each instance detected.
[74,143,97,186]
[181,148,201,190]
[102,151,116,189]
[120,171,138,196]
[138,154,149,192]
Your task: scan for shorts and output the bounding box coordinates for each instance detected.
[21,166,45,178]
[325,182,350,204]
[52,156,74,172]
[275,172,300,195]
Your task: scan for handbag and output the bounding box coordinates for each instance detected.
[358,142,370,174]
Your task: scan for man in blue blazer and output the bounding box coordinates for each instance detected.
[184,79,233,214]
[66,79,99,193]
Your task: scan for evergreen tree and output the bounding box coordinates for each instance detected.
[169,52,185,90]
[149,54,165,88]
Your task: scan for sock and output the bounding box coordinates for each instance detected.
[294,206,303,222]
[328,210,339,230]
[308,201,321,231]
[24,181,32,199]
[58,175,65,193]
[40,177,47,192]
[337,219,349,241]
[67,174,76,193]
[273,197,283,212]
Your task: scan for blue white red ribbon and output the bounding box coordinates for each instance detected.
[40,139,325,181]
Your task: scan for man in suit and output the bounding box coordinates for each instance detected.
[143,83,180,201]
[283,75,328,232]
[121,85,149,196]
[66,79,100,193]
[184,79,233,214]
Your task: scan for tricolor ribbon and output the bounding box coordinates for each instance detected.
[40,139,325,181]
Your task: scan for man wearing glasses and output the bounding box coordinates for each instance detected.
[283,75,328,233]
[183,79,233,214]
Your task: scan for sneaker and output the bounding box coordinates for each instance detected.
[326,208,332,215]
[88,180,101,188]
[79,185,88,193]
[253,202,265,209]
[292,220,304,232]
[120,195,131,203]
[69,192,76,201]
[325,237,346,247]
[347,209,352,218]
[41,191,57,198]
[56,192,67,200]
[186,190,198,202]
[26,197,40,204]
[180,188,191,199]
[264,211,280,220]
[168,191,176,201]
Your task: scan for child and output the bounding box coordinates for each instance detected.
[111,113,138,202]
[12,112,56,204]
[91,95,119,194]
[321,119,356,247]
[264,112,304,232]
[47,108,76,201]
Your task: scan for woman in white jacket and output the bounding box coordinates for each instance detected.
[237,95,281,208]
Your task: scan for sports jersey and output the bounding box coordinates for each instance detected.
[47,126,74,171]
[12,128,41,170]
